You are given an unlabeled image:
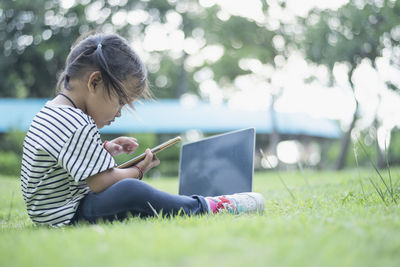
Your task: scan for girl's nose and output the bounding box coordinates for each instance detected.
[115,109,122,117]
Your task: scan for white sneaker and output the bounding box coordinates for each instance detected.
[205,192,265,214]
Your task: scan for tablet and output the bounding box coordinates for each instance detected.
[117,136,182,168]
[178,128,255,196]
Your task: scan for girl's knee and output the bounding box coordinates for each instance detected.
[113,178,151,199]
[114,178,142,192]
[116,178,140,187]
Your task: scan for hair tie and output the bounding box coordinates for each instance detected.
[97,43,102,49]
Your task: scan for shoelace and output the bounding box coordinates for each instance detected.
[216,196,232,211]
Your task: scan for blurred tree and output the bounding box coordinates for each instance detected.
[0,0,283,160]
[0,0,280,100]
[0,0,97,97]
[296,0,400,169]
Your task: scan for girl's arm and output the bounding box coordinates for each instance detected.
[86,149,160,193]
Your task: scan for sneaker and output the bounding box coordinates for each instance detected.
[205,192,265,214]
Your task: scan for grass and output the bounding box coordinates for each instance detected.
[1,169,400,267]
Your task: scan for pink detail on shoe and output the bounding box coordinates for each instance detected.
[207,198,217,214]
[216,196,231,211]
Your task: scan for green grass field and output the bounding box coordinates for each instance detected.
[1,169,400,267]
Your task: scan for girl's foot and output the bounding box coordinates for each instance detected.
[205,192,265,214]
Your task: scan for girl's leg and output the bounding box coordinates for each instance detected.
[73,178,209,223]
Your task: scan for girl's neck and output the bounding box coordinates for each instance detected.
[52,77,89,111]
[51,89,87,113]
[58,93,77,108]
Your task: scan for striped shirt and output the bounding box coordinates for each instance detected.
[21,102,115,226]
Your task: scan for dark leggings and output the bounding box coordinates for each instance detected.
[72,178,209,223]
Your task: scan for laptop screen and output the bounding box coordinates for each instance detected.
[178,128,255,197]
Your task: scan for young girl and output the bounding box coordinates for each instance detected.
[21,33,264,227]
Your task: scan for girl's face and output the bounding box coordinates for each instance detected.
[85,72,140,129]
[85,72,130,129]
[87,87,123,129]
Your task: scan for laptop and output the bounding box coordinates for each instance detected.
[178,128,255,197]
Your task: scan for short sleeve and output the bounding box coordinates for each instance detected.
[58,124,116,182]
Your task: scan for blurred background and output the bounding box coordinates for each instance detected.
[1,0,400,177]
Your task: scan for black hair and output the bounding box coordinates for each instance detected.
[57,33,152,105]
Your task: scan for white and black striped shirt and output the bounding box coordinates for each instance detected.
[21,102,115,226]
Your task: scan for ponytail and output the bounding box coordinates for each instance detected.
[94,41,129,102]
[56,33,151,104]
[56,72,70,93]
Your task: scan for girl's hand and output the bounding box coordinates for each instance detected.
[134,148,160,175]
[104,136,138,156]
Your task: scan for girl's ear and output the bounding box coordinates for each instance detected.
[87,71,103,94]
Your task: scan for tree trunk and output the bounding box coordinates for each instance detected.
[268,94,280,157]
[374,93,385,169]
[176,54,188,98]
[335,102,358,170]
[335,67,358,170]
[374,119,386,169]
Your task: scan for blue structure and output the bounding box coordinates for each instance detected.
[0,98,341,138]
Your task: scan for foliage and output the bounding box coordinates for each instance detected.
[387,128,400,166]
[2,170,400,267]
[292,0,400,169]
[0,0,94,97]
[298,0,400,77]
[0,130,26,155]
[321,130,383,168]
[0,130,25,176]
[0,151,21,176]
[0,0,279,99]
